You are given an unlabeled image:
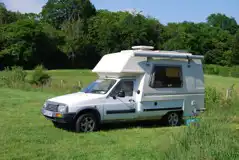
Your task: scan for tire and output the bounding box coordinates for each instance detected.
[163,111,182,126]
[75,113,99,133]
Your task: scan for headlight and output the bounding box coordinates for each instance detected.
[58,105,68,113]
[43,102,47,108]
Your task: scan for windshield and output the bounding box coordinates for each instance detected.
[81,79,117,94]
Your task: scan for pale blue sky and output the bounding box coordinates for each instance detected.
[2,0,239,24]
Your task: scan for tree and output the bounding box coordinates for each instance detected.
[0,19,68,69]
[207,13,238,34]
[0,3,7,24]
[60,19,84,66]
[0,6,238,69]
[41,0,96,29]
[231,30,239,64]
[87,10,163,56]
[0,2,25,24]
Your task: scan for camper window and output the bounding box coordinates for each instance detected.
[150,65,182,88]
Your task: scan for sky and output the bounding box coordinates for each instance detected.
[2,0,239,25]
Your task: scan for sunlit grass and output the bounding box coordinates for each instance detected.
[0,70,239,159]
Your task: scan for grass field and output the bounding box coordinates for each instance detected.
[0,69,239,160]
[27,69,239,94]
[2,69,239,93]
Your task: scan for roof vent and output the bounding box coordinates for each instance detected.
[132,45,154,50]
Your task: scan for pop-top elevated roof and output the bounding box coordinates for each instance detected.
[92,46,204,77]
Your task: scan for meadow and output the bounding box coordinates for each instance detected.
[0,69,239,160]
[27,69,239,94]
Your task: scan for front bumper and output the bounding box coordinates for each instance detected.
[41,108,76,123]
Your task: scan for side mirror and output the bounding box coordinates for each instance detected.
[137,90,140,94]
[117,90,125,97]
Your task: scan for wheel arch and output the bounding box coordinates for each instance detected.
[74,107,101,123]
[164,110,183,117]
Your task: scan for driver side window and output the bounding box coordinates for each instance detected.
[112,80,134,97]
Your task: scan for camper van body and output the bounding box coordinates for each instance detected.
[41,46,205,132]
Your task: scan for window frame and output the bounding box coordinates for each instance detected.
[110,79,135,97]
[149,64,183,89]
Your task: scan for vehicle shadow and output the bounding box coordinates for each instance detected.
[100,120,167,131]
[54,120,176,133]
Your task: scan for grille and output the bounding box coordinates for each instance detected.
[45,103,58,112]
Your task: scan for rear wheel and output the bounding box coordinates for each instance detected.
[75,113,99,133]
[163,111,182,126]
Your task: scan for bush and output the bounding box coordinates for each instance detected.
[204,64,239,78]
[30,65,51,86]
[205,86,223,106]
[203,64,220,75]
[0,66,27,87]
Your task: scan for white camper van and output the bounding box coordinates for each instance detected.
[41,46,205,132]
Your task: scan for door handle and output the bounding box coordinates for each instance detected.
[129,99,135,102]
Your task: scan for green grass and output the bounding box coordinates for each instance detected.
[31,69,97,94]
[30,69,239,94]
[0,87,238,160]
[0,88,181,160]
[1,69,239,93]
[0,69,239,159]
[46,69,239,91]
[204,74,239,91]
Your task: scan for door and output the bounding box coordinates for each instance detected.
[103,79,136,121]
[139,65,185,119]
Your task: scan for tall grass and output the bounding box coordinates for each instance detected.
[0,66,27,88]
[163,87,239,160]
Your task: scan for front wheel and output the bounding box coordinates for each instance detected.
[75,113,99,133]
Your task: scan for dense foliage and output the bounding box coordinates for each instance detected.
[204,64,239,78]
[0,1,238,69]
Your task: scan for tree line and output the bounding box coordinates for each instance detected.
[0,0,239,70]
